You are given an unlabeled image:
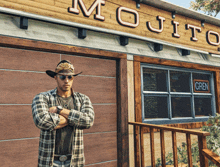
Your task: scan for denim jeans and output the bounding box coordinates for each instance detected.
[53,160,71,167]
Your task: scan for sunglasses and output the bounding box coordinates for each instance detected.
[58,75,74,80]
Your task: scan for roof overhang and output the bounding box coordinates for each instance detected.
[142,0,220,27]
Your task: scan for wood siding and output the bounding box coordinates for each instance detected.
[0,46,126,166]
[0,0,220,54]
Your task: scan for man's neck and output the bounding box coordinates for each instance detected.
[57,89,72,98]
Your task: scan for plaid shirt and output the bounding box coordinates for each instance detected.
[32,88,94,167]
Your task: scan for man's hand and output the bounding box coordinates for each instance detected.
[49,106,57,113]
[54,115,68,129]
[59,108,71,119]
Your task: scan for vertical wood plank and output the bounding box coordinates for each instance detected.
[150,127,155,167]
[134,125,140,167]
[172,131,178,167]
[117,58,129,167]
[140,126,145,167]
[198,136,209,167]
[127,60,135,167]
[134,61,142,122]
[160,129,166,167]
[186,133,193,167]
[133,60,142,166]
[133,60,141,166]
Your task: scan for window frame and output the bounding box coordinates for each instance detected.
[141,63,216,124]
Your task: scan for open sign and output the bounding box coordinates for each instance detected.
[193,79,210,93]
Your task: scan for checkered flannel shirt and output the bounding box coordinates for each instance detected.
[32,88,94,167]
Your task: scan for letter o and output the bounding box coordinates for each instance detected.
[117,7,139,28]
[207,30,220,46]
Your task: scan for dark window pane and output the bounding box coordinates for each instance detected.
[143,68,167,92]
[193,73,210,80]
[144,96,168,119]
[193,73,211,93]
[170,71,190,92]
[171,97,191,118]
[195,97,212,117]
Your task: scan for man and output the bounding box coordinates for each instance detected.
[32,60,94,167]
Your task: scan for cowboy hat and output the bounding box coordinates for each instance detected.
[46,60,82,78]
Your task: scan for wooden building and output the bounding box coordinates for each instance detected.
[1,0,220,166]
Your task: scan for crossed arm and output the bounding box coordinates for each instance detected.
[32,94,94,131]
[48,107,70,130]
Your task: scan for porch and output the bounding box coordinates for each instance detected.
[129,122,220,167]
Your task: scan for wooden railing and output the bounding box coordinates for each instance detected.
[129,122,220,167]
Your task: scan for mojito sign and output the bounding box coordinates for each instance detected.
[68,0,220,52]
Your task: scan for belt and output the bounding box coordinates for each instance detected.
[54,154,72,162]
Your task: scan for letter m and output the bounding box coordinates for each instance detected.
[68,0,105,21]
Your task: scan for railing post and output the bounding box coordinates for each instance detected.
[202,149,220,166]
[140,126,145,167]
[186,133,193,167]
[134,125,140,167]
[150,127,155,167]
[160,129,166,167]
[172,131,178,167]
[198,135,208,167]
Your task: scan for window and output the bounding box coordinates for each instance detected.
[141,64,216,124]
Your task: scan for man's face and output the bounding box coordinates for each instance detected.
[55,74,74,92]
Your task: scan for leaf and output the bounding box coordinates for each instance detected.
[190,0,220,16]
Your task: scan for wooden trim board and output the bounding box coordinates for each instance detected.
[0,35,126,60]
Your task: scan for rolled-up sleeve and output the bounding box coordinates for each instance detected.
[32,94,60,131]
[68,94,94,129]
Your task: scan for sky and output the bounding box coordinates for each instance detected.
[165,0,191,8]
[164,0,220,19]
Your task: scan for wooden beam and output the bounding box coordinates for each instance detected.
[117,58,129,167]
[0,35,127,59]
[133,56,220,72]
[134,61,142,122]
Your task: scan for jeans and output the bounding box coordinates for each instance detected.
[53,160,71,167]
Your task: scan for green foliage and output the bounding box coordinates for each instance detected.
[156,158,161,167]
[190,0,220,17]
[202,113,220,157]
[155,113,220,167]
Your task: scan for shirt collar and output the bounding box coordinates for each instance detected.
[52,87,75,97]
